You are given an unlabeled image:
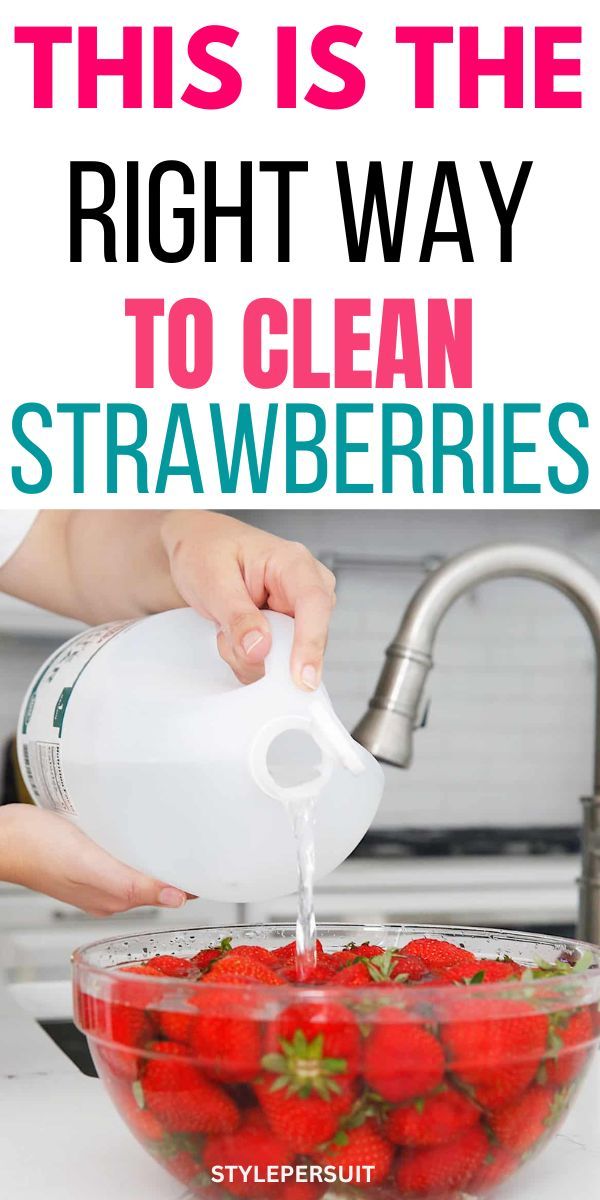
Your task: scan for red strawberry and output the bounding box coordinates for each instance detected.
[470,1146,520,1193]
[363,1011,445,1103]
[121,962,167,977]
[434,958,523,986]
[384,1084,481,1147]
[471,958,523,983]
[92,997,154,1048]
[544,1007,595,1086]
[255,1074,356,1153]
[189,945,223,974]
[190,988,263,1083]
[224,945,273,965]
[141,1046,240,1135]
[395,1124,489,1196]
[203,1109,293,1197]
[108,1078,165,1142]
[366,949,430,984]
[146,955,194,978]
[91,997,154,1080]
[317,1119,394,1185]
[96,1041,141,1083]
[164,1150,203,1185]
[206,956,283,987]
[280,1182,325,1200]
[110,1002,154,1046]
[158,1009,196,1045]
[271,939,324,965]
[402,938,478,973]
[441,999,549,1110]
[329,943,384,968]
[490,1085,558,1155]
[265,1001,360,1082]
[334,962,373,988]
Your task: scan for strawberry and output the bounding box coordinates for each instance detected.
[141,1044,240,1135]
[402,938,478,973]
[366,949,430,984]
[395,1124,489,1196]
[96,1042,141,1083]
[362,1010,445,1103]
[384,1084,481,1147]
[329,943,385,968]
[471,958,523,983]
[146,955,194,978]
[334,962,373,988]
[91,996,155,1080]
[205,956,283,987]
[441,999,549,1110]
[255,1073,356,1153]
[224,945,273,965]
[109,1002,155,1047]
[433,958,523,986]
[158,1009,196,1045]
[203,1109,293,1197]
[470,1146,520,1193]
[164,1150,203,1184]
[108,1078,165,1142]
[317,1119,394,1185]
[190,988,263,1083]
[279,1182,326,1200]
[264,1001,361,1084]
[544,1006,594,1086]
[490,1084,558,1155]
[271,939,324,965]
[190,947,223,972]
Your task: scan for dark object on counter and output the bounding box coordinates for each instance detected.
[1,738,24,805]
[351,826,581,859]
[39,1021,97,1078]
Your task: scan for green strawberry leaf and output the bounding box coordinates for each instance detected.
[413,1097,426,1114]
[467,970,486,985]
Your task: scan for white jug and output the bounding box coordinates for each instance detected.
[17,609,384,902]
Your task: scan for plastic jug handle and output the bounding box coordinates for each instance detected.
[249,700,366,804]
[262,612,296,683]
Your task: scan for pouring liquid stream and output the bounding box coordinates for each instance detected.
[289,796,318,981]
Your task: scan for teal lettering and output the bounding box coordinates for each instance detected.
[285,404,327,492]
[548,403,589,494]
[107,404,149,494]
[12,404,52,494]
[382,404,423,493]
[336,403,373,493]
[156,404,202,493]
[210,403,276,493]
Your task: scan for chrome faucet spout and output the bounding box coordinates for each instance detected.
[352,542,600,944]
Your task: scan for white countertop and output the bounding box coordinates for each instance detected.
[0,977,598,1200]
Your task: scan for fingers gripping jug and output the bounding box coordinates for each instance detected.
[17,610,384,902]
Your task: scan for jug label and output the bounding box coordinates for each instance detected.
[21,620,134,737]
[18,619,135,814]
[20,740,76,815]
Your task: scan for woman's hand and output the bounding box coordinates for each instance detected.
[0,511,337,691]
[160,512,336,688]
[0,805,189,917]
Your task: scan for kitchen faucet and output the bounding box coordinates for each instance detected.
[352,543,600,945]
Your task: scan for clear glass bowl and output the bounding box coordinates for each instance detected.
[73,924,600,1199]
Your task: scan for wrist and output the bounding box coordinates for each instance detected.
[0,804,27,885]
